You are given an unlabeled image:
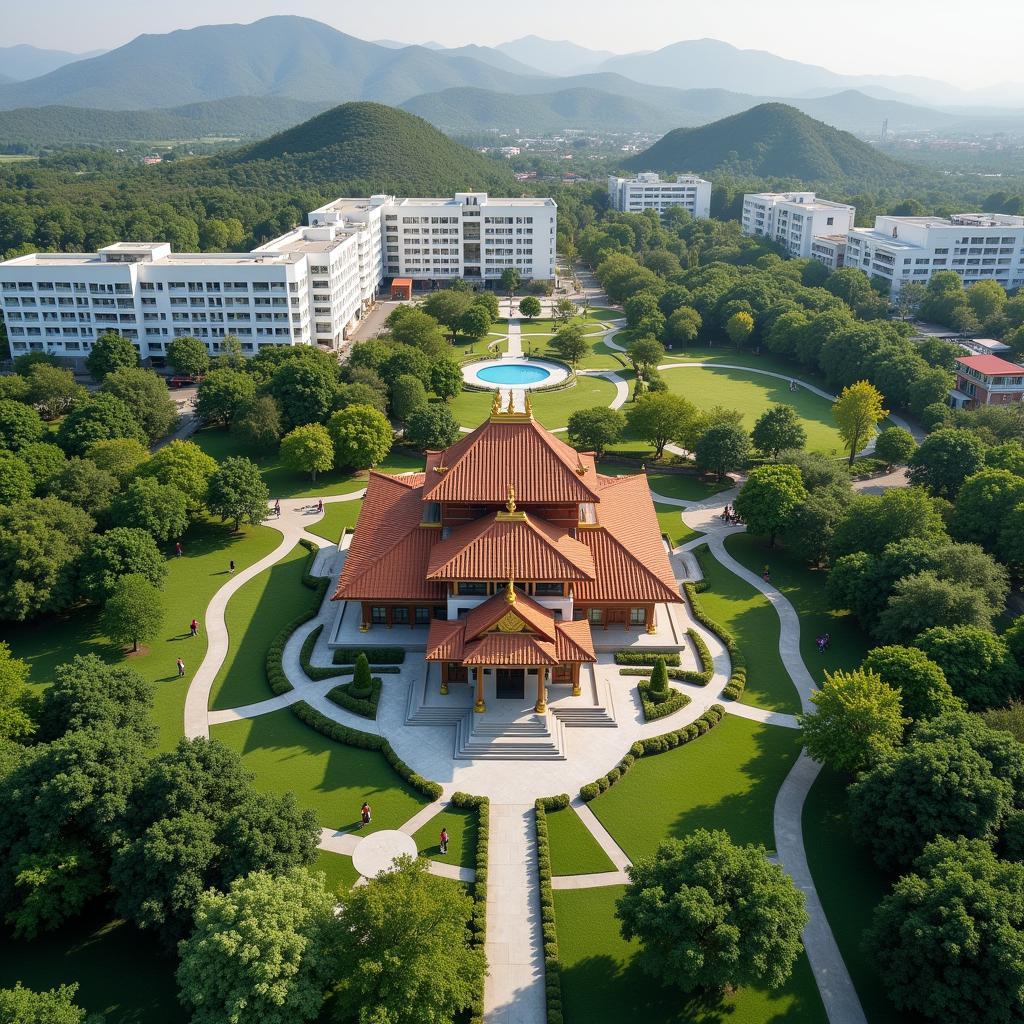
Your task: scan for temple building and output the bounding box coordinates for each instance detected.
[333,394,682,716]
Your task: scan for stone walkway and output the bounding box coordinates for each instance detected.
[504,317,524,358]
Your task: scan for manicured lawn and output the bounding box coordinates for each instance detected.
[7,516,281,752]
[315,849,361,894]
[803,768,905,1024]
[209,542,318,711]
[658,365,844,455]
[646,470,726,501]
[212,709,428,833]
[0,907,182,1024]
[555,886,827,1024]
[447,375,618,430]
[306,498,364,544]
[724,533,871,686]
[193,427,423,499]
[546,806,616,876]
[412,806,479,871]
[694,545,801,714]
[655,503,698,548]
[590,716,803,862]
[524,327,628,370]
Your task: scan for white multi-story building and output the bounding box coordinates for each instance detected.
[845,213,1024,296]
[607,172,712,219]
[0,192,557,361]
[741,191,856,259]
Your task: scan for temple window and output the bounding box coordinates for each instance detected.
[535,582,565,596]
[630,608,646,625]
[457,581,488,595]
[415,606,430,625]
[587,608,603,624]
[371,606,387,624]
[393,607,409,624]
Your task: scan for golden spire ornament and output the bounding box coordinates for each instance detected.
[506,484,517,515]
[505,568,516,604]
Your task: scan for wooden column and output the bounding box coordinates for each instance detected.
[474,666,485,713]
[646,605,657,635]
[535,667,547,714]
[440,663,448,696]
[571,662,581,697]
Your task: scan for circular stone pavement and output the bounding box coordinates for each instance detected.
[351,829,418,878]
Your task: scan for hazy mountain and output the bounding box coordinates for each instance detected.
[495,36,617,76]
[628,103,905,181]
[0,74,13,86]
[0,17,533,110]
[434,45,546,76]
[0,44,106,82]
[227,101,515,194]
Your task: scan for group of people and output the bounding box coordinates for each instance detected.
[356,802,450,856]
[720,505,745,526]
[815,633,832,653]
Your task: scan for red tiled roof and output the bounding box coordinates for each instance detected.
[424,619,464,661]
[422,417,601,504]
[956,354,1024,376]
[426,514,595,582]
[463,633,560,665]
[463,589,558,642]
[555,618,597,662]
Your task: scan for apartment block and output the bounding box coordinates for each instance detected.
[607,172,712,219]
[951,354,1024,409]
[741,191,856,259]
[0,192,557,362]
[845,213,1024,296]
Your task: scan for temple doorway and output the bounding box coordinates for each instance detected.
[496,668,525,700]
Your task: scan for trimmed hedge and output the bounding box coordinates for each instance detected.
[298,537,325,588]
[300,625,350,682]
[332,646,406,666]
[535,795,570,1024]
[451,791,490,1024]
[267,582,329,698]
[290,701,443,801]
[637,681,691,721]
[579,704,726,801]
[614,649,681,667]
[685,570,747,700]
[327,677,383,719]
[616,630,713,686]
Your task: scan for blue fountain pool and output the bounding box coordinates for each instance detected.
[475,363,552,385]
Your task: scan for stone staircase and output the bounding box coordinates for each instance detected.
[454,710,567,760]
[404,665,470,727]
[549,665,615,728]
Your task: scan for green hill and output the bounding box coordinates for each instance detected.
[226,102,515,194]
[627,102,905,181]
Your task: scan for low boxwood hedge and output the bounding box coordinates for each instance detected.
[616,629,713,685]
[300,625,351,682]
[266,581,329,698]
[614,649,681,667]
[637,681,691,721]
[535,794,570,1024]
[326,677,383,719]
[579,704,726,801]
[332,646,406,666]
[685,568,747,700]
[289,701,443,801]
[451,790,490,1024]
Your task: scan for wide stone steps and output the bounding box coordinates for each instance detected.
[550,707,616,728]
[454,711,566,760]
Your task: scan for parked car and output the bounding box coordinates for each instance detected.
[167,374,202,388]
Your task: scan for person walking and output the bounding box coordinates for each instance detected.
[190,618,198,638]
[439,827,449,855]
[229,559,235,574]
[317,498,324,514]
[176,657,185,677]
[175,541,183,557]
[762,567,771,584]
[360,801,371,828]
[274,500,281,518]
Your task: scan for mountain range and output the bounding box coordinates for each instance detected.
[0,44,106,82]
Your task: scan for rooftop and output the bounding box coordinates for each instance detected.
[956,354,1024,375]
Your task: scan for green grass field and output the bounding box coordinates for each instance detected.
[802,768,903,1024]
[545,806,616,876]
[724,533,871,686]
[305,498,364,544]
[208,542,318,711]
[315,849,361,894]
[590,716,803,862]
[7,516,281,751]
[447,375,618,430]
[212,709,428,834]
[412,806,479,871]
[655,503,698,548]
[694,546,801,714]
[555,885,827,1024]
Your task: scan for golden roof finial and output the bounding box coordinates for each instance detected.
[490,391,502,416]
[524,392,533,417]
[505,567,516,605]
[506,390,516,415]
[506,484,517,515]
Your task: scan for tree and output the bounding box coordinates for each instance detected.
[664,306,702,348]
[327,405,393,471]
[909,427,987,498]
[917,625,1020,711]
[55,393,147,456]
[19,442,67,491]
[101,367,178,442]
[405,405,461,450]
[85,331,138,381]
[830,487,945,559]
[421,291,472,336]
[782,484,852,567]
[231,395,282,451]
[206,457,270,532]
[336,380,387,414]
[195,368,256,427]
[0,399,45,452]
[42,458,119,518]
[23,364,82,420]
[108,477,190,542]
[0,642,33,745]
[868,837,1024,1024]
[832,380,888,466]
[177,868,337,1024]
[331,857,484,1024]
[734,463,807,546]
[550,324,588,367]
[167,336,211,378]
[85,437,148,482]
[552,297,577,323]
[751,404,806,458]
[268,361,341,432]
[457,305,492,346]
[137,439,217,514]
[429,359,463,402]
[626,392,700,460]
[849,734,1015,871]
[0,982,92,1024]
[725,310,754,349]
[567,407,626,458]
[695,422,751,482]
[280,424,334,483]
[500,267,521,296]
[616,830,807,993]
[626,335,666,375]
[872,425,917,469]
[799,668,905,774]
[350,652,373,699]
[387,308,447,355]
[390,374,429,422]
[518,296,541,321]
[78,527,165,603]
[953,468,1024,553]
[215,335,244,369]
[0,498,94,621]
[0,452,34,506]
[473,290,500,320]
[102,574,164,654]
[861,646,962,722]
[877,571,999,644]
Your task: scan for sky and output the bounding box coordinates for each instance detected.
[3,0,1022,89]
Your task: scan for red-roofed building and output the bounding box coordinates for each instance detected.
[334,395,682,712]
[953,354,1024,409]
